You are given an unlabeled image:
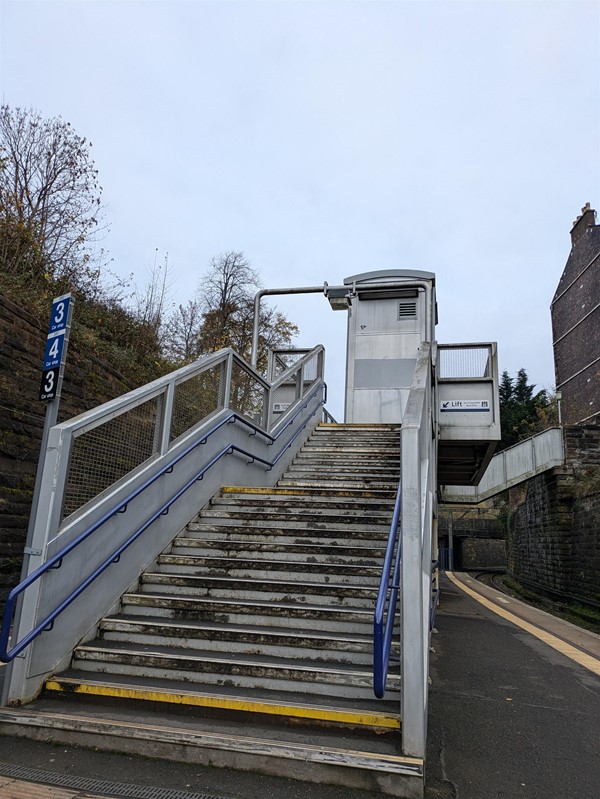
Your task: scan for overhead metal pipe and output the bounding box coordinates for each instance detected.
[251,285,328,368]
[251,277,435,371]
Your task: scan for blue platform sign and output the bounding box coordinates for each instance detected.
[39,293,73,402]
[42,331,65,370]
[48,295,71,333]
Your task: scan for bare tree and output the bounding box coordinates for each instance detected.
[163,251,298,370]
[0,105,105,293]
[196,251,298,365]
[162,298,203,362]
[129,249,174,346]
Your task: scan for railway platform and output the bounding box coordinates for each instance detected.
[1,570,599,799]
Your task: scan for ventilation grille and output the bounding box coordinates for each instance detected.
[0,762,223,799]
[397,300,417,320]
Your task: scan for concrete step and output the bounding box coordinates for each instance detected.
[213,491,396,510]
[277,478,398,499]
[42,673,401,730]
[120,592,383,634]
[172,537,387,561]
[210,489,394,514]
[296,449,400,459]
[0,703,422,797]
[186,517,390,535]
[138,573,380,608]
[96,616,395,665]
[277,479,396,493]
[156,554,382,584]
[292,458,400,470]
[283,463,400,474]
[282,471,399,484]
[71,640,400,699]
[197,506,393,524]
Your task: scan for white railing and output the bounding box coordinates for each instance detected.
[400,343,436,758]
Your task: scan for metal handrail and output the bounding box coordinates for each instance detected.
[430,588,440,631]
[0,382,326,663]
[373,479,402,699]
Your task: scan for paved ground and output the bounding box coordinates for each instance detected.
[427,573,600,799]
[1,572,599,798]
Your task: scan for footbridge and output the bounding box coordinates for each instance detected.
[441,427,565,503]
[1,270,521,797]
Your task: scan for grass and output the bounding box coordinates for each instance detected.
[501,574,600,634]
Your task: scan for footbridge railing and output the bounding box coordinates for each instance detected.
[2,346,325,705]
[373,343,436,760]
[441,427,564,503]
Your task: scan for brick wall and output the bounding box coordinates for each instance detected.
[551,209,599,426]
[457,538,506,569]
[0,294,142,605]
[507,426,600,604]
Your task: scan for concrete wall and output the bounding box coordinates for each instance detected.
[0,294,144,605]
[457,538,506,569]
[507,427,600,604]
[438,507,506,569]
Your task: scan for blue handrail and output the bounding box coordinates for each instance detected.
[373,479,402,699]
[0,383,326,663]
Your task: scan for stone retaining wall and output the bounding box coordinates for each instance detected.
[507,426,600,604]
[0,294,140,605]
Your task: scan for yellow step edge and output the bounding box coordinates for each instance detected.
[44,680,400,730]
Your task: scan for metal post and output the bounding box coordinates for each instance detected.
[21,294,74,581]
[159,382,175,455]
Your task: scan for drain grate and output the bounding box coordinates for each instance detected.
[0,761,232,799]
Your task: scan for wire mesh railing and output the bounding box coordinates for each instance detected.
[229,359,268,423]
[169,362,224,443]
[58,348,317,525]
[62,393,164,520]
[438,343,494,379]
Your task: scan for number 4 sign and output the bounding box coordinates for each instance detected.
[39,293,73,402]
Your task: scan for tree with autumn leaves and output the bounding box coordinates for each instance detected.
[0,105,298,378]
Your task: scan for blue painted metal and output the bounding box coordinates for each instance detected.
[430,587,440,631]
[373,479,402,699]
[0,384,326,663]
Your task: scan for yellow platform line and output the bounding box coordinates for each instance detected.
[446,572,600,678]
[44,681,401,730]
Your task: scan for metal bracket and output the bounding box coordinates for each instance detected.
[23,547,42,556]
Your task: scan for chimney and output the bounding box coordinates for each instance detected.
[570,202,596,246]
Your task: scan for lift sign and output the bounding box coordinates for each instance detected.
[39,294,72,401]
[440,400,490,412]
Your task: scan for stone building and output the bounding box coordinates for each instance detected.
[551,203,599,426]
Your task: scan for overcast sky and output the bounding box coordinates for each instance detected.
[1,0,598,419]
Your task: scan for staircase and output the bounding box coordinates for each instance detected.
[2,424,425,796]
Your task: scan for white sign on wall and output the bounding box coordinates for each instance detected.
[440,400,490,412]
